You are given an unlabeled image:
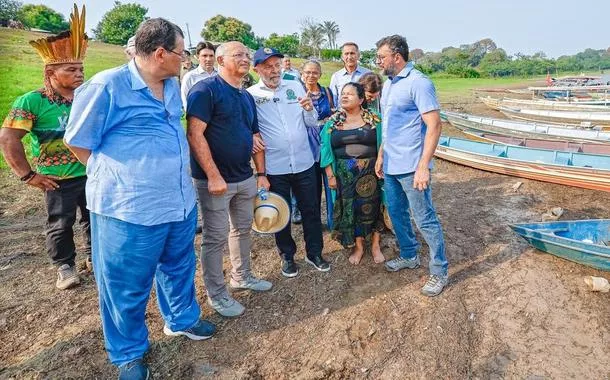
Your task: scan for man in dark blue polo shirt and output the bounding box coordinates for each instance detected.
[186,41,271,318]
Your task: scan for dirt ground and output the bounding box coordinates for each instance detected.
[1,89,609,379]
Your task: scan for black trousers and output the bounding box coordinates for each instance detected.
[268,165,323,260]
[44,176,91,267]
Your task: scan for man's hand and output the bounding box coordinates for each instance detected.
[208,175,227,195]
[298,91,314,112]
[413,164,430,191]
[257,175,270,191]
[252,134,265,154]
[27,173,60,191]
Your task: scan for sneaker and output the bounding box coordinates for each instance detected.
[56,264,80,290]
[421,274,448,297]
[118,359,149,380]
[230,275,272,291]
[305,255,331,272]
[384,256,420,272]
[291,208,302,224]
[163,319,216,341]
[281,257,299,278]
[207,295,245,317]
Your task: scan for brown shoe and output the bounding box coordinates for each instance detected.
[56,264,80,290]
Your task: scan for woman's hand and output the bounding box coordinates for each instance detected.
[327,175,337,189]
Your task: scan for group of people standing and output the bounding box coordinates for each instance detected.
[0,7,448,379]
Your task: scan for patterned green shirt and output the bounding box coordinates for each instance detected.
[2,89,85,179]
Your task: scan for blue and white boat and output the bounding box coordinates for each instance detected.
[510,220,610,271]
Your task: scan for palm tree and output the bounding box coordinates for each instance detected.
[300,18,327,58]
[320,21,340,49]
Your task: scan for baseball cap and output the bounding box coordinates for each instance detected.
[253,47,284,66]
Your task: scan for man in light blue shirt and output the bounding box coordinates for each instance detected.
[374,35,449,297]
[329,42,371,106]
[64,19,215,379]
[248,47,330,277]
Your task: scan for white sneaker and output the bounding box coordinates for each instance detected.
[56,264,80,290]
[421,275,448,297]
[229,275,272,291]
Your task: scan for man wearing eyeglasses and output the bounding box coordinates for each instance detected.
[187,41,272,319]
[65,18,216,379]
[373,34,449,297]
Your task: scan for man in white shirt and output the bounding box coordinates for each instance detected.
[281,55,300,79]
[329,42,371,105]
[248,47,330,278]
[181,41,218,108]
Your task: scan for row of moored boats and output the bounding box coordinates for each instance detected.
[436,92,610,272]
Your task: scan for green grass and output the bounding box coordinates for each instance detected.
[1,28,541,171]
[0,28,128,170]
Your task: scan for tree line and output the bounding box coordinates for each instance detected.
[2,0,609,78]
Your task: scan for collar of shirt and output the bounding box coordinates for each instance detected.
[128,59,147,90]
[389,62,414,82]
[255,79,288,93]
[340,65,365,76]
[196,66,216,75]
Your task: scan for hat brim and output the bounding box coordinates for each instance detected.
[252,192,290,234]
[254,52,284,66]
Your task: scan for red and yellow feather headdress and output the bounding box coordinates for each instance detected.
[29,4,88,65]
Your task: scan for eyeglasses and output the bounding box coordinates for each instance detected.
[165,48,187,59]
[375,52,396,62]
[302,71,321,76]
[225,52,252,61]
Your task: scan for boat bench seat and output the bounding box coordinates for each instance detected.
[485,149,506,157]
[554,156,571,165]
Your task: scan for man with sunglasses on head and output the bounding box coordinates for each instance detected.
[187,41,272,319]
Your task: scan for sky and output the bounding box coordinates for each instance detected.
[42,0,609,58]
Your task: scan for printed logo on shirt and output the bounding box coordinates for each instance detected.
[57,113,68,131]
[286,89,297,101]
[255,96,272,105]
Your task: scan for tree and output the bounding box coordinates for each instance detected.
[0,0,22,26]
[201,15,258,49]
[410,48,424,62]
[299,17,326,58]
[320,20,340,49]
[93,1,148,45]
[19,4,68,33]
[265,33,299,57]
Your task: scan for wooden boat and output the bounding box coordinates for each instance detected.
[509,220,610,271]
[461,131,610,155]
[442,111,610,146]
[434,136,610,192]
[499,106,610,130]
[479,97,610,112]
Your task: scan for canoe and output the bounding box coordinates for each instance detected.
[434,136,610,192]
[499,106,610,129]
[479,97,610,112]
[509,219,610,271]
[461,131,610,155]
[442,111,610,147]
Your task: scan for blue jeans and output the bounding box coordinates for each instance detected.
[91,207,201,366]
[384,173,448,277]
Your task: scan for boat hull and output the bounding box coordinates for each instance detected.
[434,138,610,192]
[510,220,610,271]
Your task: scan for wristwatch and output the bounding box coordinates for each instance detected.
[256,172,266,177]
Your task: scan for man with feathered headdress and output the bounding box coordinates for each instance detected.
[0,4,90,290]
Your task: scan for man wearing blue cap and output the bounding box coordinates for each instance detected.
[248,47,330,278]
